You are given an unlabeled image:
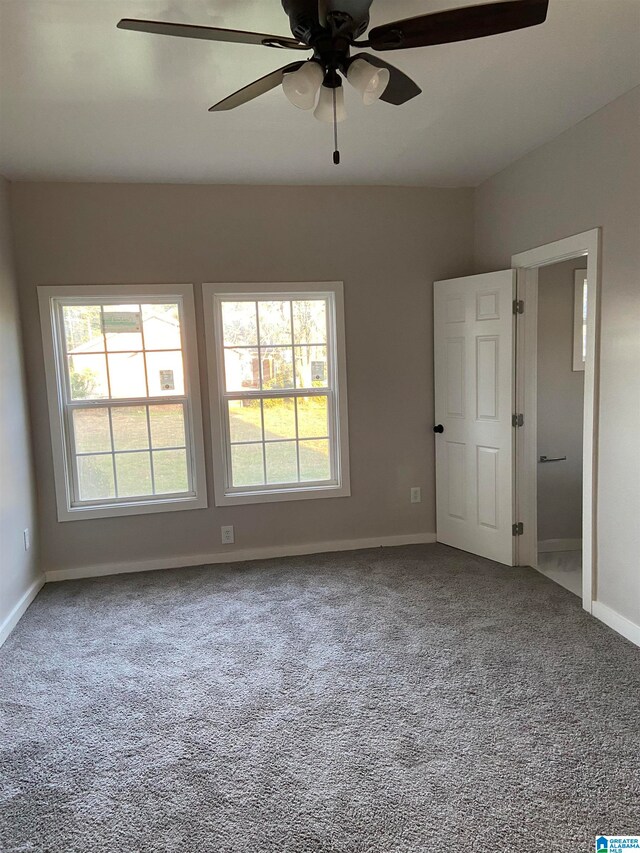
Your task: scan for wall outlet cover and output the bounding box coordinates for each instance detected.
[410,487,422,504]
[221,525,235,545]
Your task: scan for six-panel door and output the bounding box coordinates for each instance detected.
[434,270,515,565]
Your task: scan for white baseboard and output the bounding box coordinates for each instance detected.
[45,532,438,583]
[0,577,45,648]
[537,538,582,553]
[592,601,640,649]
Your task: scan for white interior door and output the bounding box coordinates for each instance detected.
[434,270,516,565]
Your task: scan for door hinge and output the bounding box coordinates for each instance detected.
[513,299,524,315]
[512,522,524,536]
[512,413,524,428]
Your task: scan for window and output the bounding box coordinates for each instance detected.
[38,284,207,520]
[203,282,350,506]
[573,269,588,371]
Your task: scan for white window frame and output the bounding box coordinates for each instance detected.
[203,281,350,507]
[38,283,207,521]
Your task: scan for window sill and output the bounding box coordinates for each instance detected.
[57,493,208,522]
[214,482,351,507]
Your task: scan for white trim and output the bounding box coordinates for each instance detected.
[0,577,45,648]
[44,533,437,582]
[512,228,600,615]
[592,602,640,649]
[537,538,582,553]
[572,269,587,372]
[514,268,538,571]
[37,284,208,521]
[202,282,351,507]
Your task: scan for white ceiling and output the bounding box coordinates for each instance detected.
[1,0,639,186]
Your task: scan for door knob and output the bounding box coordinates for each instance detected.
[433,424,444,434]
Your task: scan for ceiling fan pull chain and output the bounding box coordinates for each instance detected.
[332,86,340,165]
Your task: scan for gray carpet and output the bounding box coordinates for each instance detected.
[1,544,639,852]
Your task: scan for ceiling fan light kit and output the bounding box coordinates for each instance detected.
[314,80,347,123]
[117,0,549,163]
[283,56,388,117]
[347,58,390,106]
[282,61,324,110]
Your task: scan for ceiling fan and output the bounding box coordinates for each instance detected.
[118,0,549,163]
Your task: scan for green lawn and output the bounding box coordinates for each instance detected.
[72,399,331,497]
[73,405,189,499]
[229,397,328,442]
[74,404,185,452]
[229,397,330,485]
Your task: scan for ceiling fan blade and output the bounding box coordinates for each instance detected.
[117,19,309,50]
[209,62,305,111]
[349,53,422,105]
[368,0,549,51]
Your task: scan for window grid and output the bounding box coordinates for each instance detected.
[226,398,330,447]
[106,405,119,498]
[221,343,326,349]
[138,304,155,493]
[100,307,119,497]
[68,404,192,505]
[66,347,186,355]
[290,301,302,482]
[254,300,268,483]
[55,298,194,506]
[219,296,336,492]
[74,444,187,457]
[67,401,192,504]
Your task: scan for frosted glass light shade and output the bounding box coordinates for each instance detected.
[282,62,324,110]
[313,84,346,123]
[347,58,390,105]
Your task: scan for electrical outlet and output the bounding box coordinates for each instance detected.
[410,487,421,504]
[221,525,234,545]
[23,528,30,551]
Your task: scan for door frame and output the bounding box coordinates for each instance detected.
[511,228,601,613]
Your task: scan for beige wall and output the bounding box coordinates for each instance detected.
[537,258,586,543]
[474,86,640,625]
[9,183,474,575]
[0,176,40,632]
[7,89,638,627]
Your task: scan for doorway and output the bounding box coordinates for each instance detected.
[512,228,600,614]
[535,258,586,597]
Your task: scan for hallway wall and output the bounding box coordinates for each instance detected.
[537,258,586,544]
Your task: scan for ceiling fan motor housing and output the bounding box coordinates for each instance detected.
[282,0,371,45]
[281,0,323,44]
